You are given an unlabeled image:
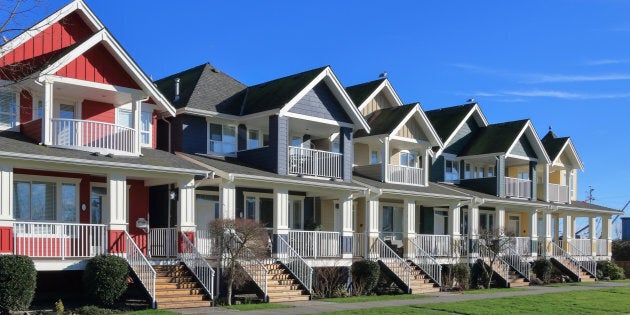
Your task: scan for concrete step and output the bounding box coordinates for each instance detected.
[156,276,196,283]
[267,289,308,297]
[509,281,531,288]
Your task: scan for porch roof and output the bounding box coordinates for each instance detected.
[353,174,471,200]
[0,131,208,175]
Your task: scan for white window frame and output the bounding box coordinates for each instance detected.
[242,192,274,221]
[208,122,237,155]
[13,174,80,223]
[288,197,305,230]
[140,110,152,147]
[399,150,418,168]
[0,91,18,131]
[445,157,460,182]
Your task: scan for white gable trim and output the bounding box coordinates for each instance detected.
[37,29,175,116]
[388,104,443,148]
[505,120,550,164]
[436,104,488,156]
[0,0,103,58]
[356,79,403,111]
[553,138,584,171]
[279,67,370,132]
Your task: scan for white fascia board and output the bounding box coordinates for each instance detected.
[38,30,175,116]
[456,153,504,160]
[279,69,328,116]
[505,121,550,164]
[235,174,368,192]
[283,112,354,128]
[556,205,621,215]
[43,75,143,97]
[472,104,489,126]
[179,107,241,120]
[436,105,480,156]
[0,0,103,59]
[556,139,585,171]
[174,152,231,179]
[505,153,538,162]
[415,106,443,147]
[356,79,403,111]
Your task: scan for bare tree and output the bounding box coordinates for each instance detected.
[478,228,514,289]
[208,219,269,305]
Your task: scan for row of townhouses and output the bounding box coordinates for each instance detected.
[0,0,621,309]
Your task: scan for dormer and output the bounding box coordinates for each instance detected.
[539,129,584,203]
[0,0,174,156]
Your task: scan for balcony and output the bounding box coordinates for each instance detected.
[288,146,342,179]
[505,177,532,199]
[548,183,569,203]
[13,221,108,259]
[51,118,137,156]
[387,164,425,186]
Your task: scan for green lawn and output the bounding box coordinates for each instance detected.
[125,310,179,315]
[223,303,293,311]
[321,286,630,314]
[319,294,430,303]
[462,287,528,294]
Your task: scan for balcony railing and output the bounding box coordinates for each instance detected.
[510,237,533,256]
[386,164,425,186]
[288,146,342,179]
[570,239,592,256]
[596,239,608,256]
[288,231,340,258]
[13,221,107,259]
[415,234,452,257]
[51,118,137,156]
[548,183,569,203]
[353,232,366,257]
[505,177,532,199]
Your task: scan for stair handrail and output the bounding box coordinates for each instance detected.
[179,232,215,298]
[275,236,313,295]
[231,235,269,301]
[124,231,156,308]
[503,243,531,281]
[565,240,597,278]
[548,241,582,278]
[409,238,442,287]
[478,242,510,287]
[370,237,411,293]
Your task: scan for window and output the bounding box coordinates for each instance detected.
[262,134,270,147]
[248,129,260,149]
[140,111,152,146]
[61,184,77,222]
[382,206,394,232]
[290,136,302,148]
[289,199,303,229]
[445,159,460,182]
[14,181,56,221]
[518,171,529,180]
[33,100,43,120]
[508,215,520,236]
[479,212,495,231]
[208,123,236,155]
[464,163,471,179]
[487,166,495,177]
[370,150,380,164]
[400,151,417,167]
[331,137,340,153]
[117,109,133,128]
[242,194,274,228]
[196,194,220,223]
[0,92,17,129]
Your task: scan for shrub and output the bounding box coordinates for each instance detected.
[0,255,37,311]
[312,267,348,298]
[532,258,553,283]
[75,305,114,315]
[470,259,488,289]
[597,261,625,280]
[83,255,129,307]
[612,240,630,261]
[351,260,380,295]
[55,299,65,314]
[451,263,471,289]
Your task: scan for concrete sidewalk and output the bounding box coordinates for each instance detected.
[175,281,630,315]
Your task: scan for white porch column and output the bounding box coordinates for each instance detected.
[42,80,54,145]
[402,199,416,259]
[366,192,380,257]
[381,137,389,182]
[106,174,127,254]
[422,149,431,185]
[542,211,553,257]
[340,194,354,258]
[273,188,289,255]
[563,214,572,252]
[0,164,12,254]
[219,179,236,219]
[177,178,196,231]
[589,216,597,256]
[602,215,613,258]
[553,214,560,242]
[543,164,550,202]
[448,202,461,258]
[468,201,480,256]
[496,207,506,233]
[529,211,538,257]
[131,95,142,155]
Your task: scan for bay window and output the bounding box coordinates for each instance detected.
[208,123,237,155]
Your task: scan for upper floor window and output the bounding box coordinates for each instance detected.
[445,159,460,182]
[0,92,17,130]
[487,166,495,177]
[117,109,153,146]
[400,151,417,167]
[248,129,260,149]
[464,163,472,179]
[370,150,380,164]
[208,123,236,155]
[290,135,303,148]
[518,171,529,180]
[331,136,340,153]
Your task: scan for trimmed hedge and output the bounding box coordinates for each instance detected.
[83,255,129,307]
[351,260,380,295]
[0,255,37,311]
[597,261,625,280]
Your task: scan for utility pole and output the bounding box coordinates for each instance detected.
[586,186,595,204]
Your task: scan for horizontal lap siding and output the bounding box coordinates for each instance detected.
[444,118,478,154]
[19,91,33,123]
[289,82,351,123]
[81,100,115,123]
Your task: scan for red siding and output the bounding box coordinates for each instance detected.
[178,231,195,254]
[19,90,33,123]
[20,119,42,143]
[55,44,141,89]
[128,179,149,254]
[81,100,115,123]
[0,226,13,253]
[108,230,126,254]
[0,12,93,67]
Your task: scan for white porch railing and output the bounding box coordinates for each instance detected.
[415,234,452,257]
[548,183,569,203]
[179,232,215,298]
[409,238,442,287]
[596,239,608,256]
[148,228,178,258]
[13,222,107,259]
[510,237,532,256]
[288,146,342,179]
[570,239,592,256]
[124,231,156,308]
[353,232,366,257]
[51,118,137,155]
[386,164,425,186]
[195,229,221,257]
[288,231,340,258]
[505,177,532,199]
[371,237,411,293]
[275,236,313,295]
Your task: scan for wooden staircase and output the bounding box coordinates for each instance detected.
[506,268,530,287]
[406,261,441,294]
[153,264,212,309]
[264,263,310,303]
[482,260,529,288]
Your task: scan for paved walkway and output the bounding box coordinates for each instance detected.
[175,281,630,315]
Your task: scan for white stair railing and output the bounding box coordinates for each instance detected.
[179,232,215,298]
[504,243,531,281]
[548,242,582,279]
[275,236,313,295]
[565,240,597,278]
[370,238,411,293]
[409,238,442,287]
[124,231,156,308]
[478,242,510,288]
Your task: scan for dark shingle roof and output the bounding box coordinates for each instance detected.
[558,201,621,213]
[345,79,386,107]
[354,103,416,137]
[459,119,528,156]
[541,130,569,161]
[353,175,470,199]
[0,131,207,174]
[425,103,476,142]
[155,63,247,113]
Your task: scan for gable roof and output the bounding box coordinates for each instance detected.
[355,103,416,137]
[541,130,584,170]
[425,103,485,143]
[155,63,246,113]
[345,78,403,111]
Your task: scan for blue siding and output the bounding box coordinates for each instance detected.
[511,135,537,158]
[289,82,351,123]
[340,127,353,182]
[269,115,289,175]
[430,156,445,182]
[180,115,208,154]
[444,118,479,155]
[459,177,498,195]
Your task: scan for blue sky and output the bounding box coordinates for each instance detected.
[19,1,630,230]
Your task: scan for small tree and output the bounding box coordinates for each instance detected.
[478,228,513,288]
[209,219,269,305]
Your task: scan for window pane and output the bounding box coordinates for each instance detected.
[371,151,379,164]
[14,182,31,220]
[118,109,133,128]
[248,130,260,149]
[209,124,223,141]
[291,136,302,147]
[245,197,256,220]
[223,125,236,144]
[223,143,236,154]
[61,184,76,222]
[0,93,15,128]
[31,182,55,221]
[262,134,269,146]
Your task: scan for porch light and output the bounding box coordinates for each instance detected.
[169,189,178,201]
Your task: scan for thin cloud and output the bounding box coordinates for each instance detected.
[527,73,630,83]
[584,59,629,66]
[468,89,630,100]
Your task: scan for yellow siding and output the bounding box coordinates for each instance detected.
[396,119,427,141]
[355,198,366,233]
[355,143,369,166]
[390,148,400,165]
[320,200,335,231]
[360,91,392,116]
[549,170,561,184]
